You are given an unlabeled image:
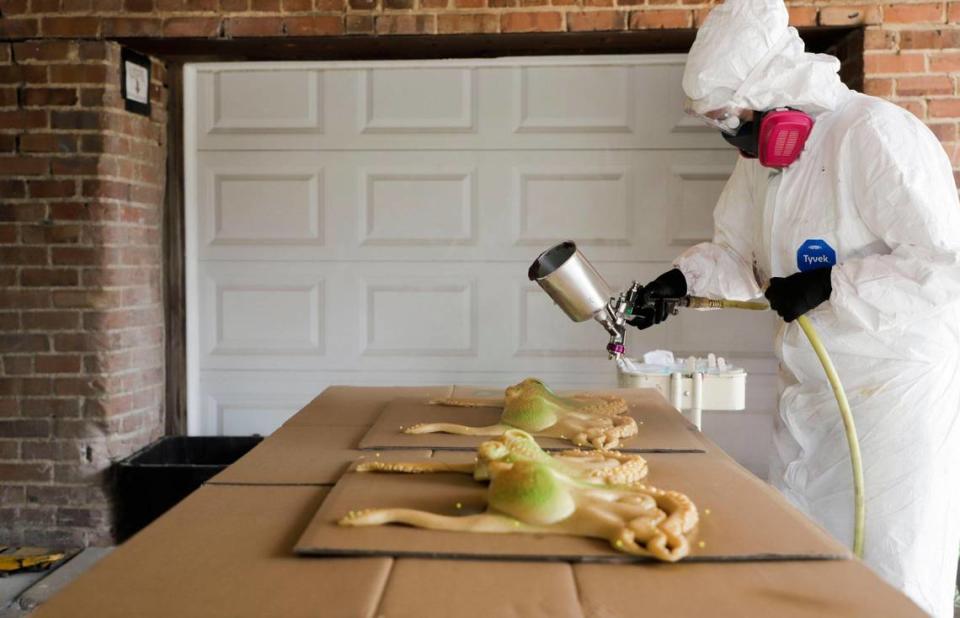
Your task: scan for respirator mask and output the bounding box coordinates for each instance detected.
[721,108,814,168]
[684,99,814,168]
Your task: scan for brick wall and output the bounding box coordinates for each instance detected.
[1,0,958,546]
[0,40,166,546]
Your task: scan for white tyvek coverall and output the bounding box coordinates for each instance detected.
[677,1,960,616]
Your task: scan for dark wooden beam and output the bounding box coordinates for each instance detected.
[120,27,857,63]
[163,61,186,436]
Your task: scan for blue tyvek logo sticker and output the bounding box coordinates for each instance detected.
[797,239,836,272]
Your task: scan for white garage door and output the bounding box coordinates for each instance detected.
[184,56,778,473]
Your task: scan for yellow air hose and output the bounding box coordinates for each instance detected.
[685,296,865,558]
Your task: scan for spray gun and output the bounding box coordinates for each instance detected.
[528,241,718,359]
[528,239,866,559]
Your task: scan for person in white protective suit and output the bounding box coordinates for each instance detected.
[628,0,960,615]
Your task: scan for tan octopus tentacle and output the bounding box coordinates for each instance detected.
[355,461,476,474]
[339,508,537,533]
[429,398,504,408]
[403,422,511,436]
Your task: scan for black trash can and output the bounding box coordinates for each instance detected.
[114,436,262,542]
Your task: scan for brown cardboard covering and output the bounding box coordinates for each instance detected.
[208,424,431,485]
[30,485,393,618]
[295,453,849,562]
[574,560,926,617]
[284,385,454,426]
[378,559,583,618]
[359,393,706,452]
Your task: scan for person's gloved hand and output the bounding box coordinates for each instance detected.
[764,267,833,322]
[628,268,687,330]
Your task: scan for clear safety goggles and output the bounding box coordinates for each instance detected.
[683,98,752,135]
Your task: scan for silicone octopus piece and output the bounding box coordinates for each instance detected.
[340,455,698,562]
[403,378,638,450]
[357,429,649,487]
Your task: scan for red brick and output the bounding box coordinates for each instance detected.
[929,97,960,117]
[929,51,960,72]
[63,0,93,9]
[19,133,78,154]
[0,334,49,352]
[0,88,16,107]
[628,8,691,28]
[0,462,52,482]
[163,17,222,37]
[454,0,483,7]
[52,289,119,309]
[22,311,81,330]
[316,0,344,8]
[897,100,926,118]
[787,6,818,26]
[0,441,19,459]
[864,53,926,74]
[883,2,945,23]
[51,110,101,130]
[438,13,498,32]
[33,0,62,11]
[0,248,47,268]
[11,42,75,63]
[501,10,563,32]
[20,268,79,287]
[344,15,374,34]
[3,355,32,374]
[422,0,449,7]
[51,157,98,176]
[21,87,78,107]
[41,17,100,38]
[124,0,154,10]
[77,42,108,61]
[819,5,881,25]
[224,17,284,36]
[0,179,26,198]
[568,10,626,30]
[0,156,50,175]
[101,18,163,37]
[53,332,111,352]
[284,16,344,35]
[0,135,16,152]
[28,179,76,199]
[900,29,960,49]
[864,77,893,96]
[582,0,612,8]
[1,0,28,14]
[35,355,83,374]
[281,0,311,9]
[0,19,40,39]
[20,399,79,419]
[950,1,960,22]
[375,14,436,33]
[864,28,898,50]
[897,75,954,96]
[0,110,48,129]
[48,64,107,85]
[219,0,247,9]
[928,122,958,141]
[250,0,280,8]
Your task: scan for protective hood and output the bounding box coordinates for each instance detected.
[683,0,849,117]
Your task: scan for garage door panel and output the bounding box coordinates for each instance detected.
[359,167,477,246]
[202,271,326,359]
[199,68,324,135]
[191,58,730,151]
[513,65,634,134]
[203,167,325,247]
[360,67,476,134]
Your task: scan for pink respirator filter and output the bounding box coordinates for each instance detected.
[759,110,814,168]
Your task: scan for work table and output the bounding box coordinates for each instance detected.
[32,386,925,617]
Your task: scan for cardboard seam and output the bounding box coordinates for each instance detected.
[368,557,396,618]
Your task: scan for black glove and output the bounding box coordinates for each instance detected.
[764,267,832,322]
[628,268,688,331]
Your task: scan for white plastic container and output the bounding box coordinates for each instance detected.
[617,357,746,412]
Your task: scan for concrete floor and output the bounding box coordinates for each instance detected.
[0,548,112,617]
